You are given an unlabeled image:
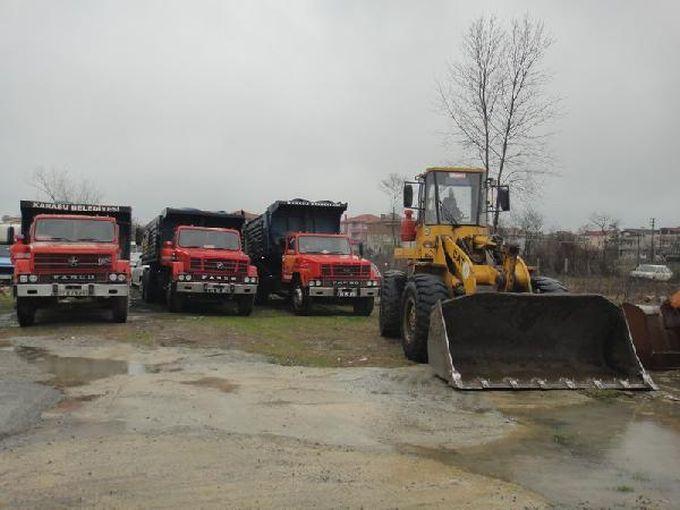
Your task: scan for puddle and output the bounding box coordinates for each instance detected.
[410,399,680,508]
[181,376,238,393]
[14,346,147,387]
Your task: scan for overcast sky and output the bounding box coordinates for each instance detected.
[1,0,678,229]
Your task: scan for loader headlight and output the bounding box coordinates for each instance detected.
[19,274,29,283]
[29,274,39,283]
[109,273,118,282]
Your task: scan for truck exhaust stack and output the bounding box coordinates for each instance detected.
[428,293,656,390]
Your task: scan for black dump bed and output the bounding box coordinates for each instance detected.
[244,199,347,281]
[142,207,246,265]
[20,200,132,259]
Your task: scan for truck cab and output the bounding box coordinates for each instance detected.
[11,202,132,327]
[244,199,381,316]
[141,208,258,315]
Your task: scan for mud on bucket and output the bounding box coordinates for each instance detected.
[427,293,656,390]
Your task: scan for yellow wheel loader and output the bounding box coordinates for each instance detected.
[379,167,655,390]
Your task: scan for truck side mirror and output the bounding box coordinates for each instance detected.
[6,226,14,244]
[497,187,510,211]
[403,184,413,208]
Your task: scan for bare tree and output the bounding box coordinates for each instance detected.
[588,212,620,270]
[30,167,103,204]
[378,173,407,246]
[437,14,559,229]
[513,206,544,259]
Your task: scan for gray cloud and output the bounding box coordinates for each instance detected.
[1,0,678,229]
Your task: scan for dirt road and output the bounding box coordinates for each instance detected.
[0,294,678,509]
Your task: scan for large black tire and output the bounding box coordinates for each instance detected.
[531,275,568,294]
[237,295,255,316]
[16,297,36,327]
[379,270,407,337]
[111,296,129,323]
[166,285,184,313]
[353,297,374,316]
[291,279,312,316]
[401,273,451,363]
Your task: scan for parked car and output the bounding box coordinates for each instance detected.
[0,244,12,285]
[130,251,146,287]
[630,264,673,282]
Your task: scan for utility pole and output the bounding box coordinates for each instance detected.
[650,217,656,262]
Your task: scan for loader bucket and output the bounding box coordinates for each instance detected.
[622,302,680,370]
[427,293,656,390]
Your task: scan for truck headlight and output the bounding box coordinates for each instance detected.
[117,274,126,282]
[109,273,118,282]
[29,275,38,283]
[19,275,28,283]
[178,274,185,281]
[185,274,192,281]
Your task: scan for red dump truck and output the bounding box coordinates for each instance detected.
[244,199,380,315]
[10,201,132,326]
[141,208,258,315]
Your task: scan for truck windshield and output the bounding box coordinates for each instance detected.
[34,218,115,243]
[424,171,483,225]
[178,229,240,250]
[298,236,350,255]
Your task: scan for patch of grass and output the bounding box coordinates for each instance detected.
[0,291,13,311]
[615,485,634,493]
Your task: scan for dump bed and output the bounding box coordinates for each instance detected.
[244,199,347,280]
[142,207,246,264]
[19,200,132,259]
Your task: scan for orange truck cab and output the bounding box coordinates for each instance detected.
[10,201,132,327]
[244,199,380,315]
[140,208,258,315]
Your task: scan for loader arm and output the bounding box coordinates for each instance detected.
[436,235,476,295]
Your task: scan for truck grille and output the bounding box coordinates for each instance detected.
[33,253,112,272]
[189,258,247,274]
[321,264,370,280]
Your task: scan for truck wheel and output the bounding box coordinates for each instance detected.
[237,295,255,316]
[291,281,312,316]
[353,297,374,316]
[531,276,568,294]
[379,270,406,337]
[166,286,184,313]
[111,296,129,323]
[16,297,36,327]
[401,273,450,363]
[255,284,269,305]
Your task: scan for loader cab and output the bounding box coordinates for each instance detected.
[404,168,486,227]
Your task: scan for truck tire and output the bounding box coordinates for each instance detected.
[401,273,451,363]
[379,270,406,337]
[531,275,568,294]
[353,297,374,316]
[111,296,129,323]
[166,285,184,313]
[237,295,255,316]
[16,297,36,327]
[291,280,312,316]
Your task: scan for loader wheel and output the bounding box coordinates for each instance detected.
[16,297,36,327]
[531,276,568,294]
[379,270,406,337]
[401,274,450,363]
[111,296,129,323]
[237,295,255,316]
[291,280,312,315]
[353,297,374,316]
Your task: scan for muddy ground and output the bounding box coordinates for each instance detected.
[0,291,678,509]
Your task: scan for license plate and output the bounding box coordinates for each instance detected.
[63,288,88,297]
[205,285,231,294]
[338,289,357,297]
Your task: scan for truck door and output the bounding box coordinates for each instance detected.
[281,236,296,282]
